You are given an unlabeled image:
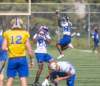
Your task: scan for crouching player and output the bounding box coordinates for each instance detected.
[42,61,76,86]
[33,25,54,86]
[0,30,7,86]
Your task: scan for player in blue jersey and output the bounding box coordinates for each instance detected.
[92,27,99,53]
[42,61,76,86]
[0,30,7,86]
[32,25,54,86]
[56,16,74,59]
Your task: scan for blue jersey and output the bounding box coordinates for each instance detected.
[0,36,7,61]
[93,32,99,48]
[93,32,99,41]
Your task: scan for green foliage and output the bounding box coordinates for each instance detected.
[41,0,74,3]
[0,0,26,3]
[72,37,93,49]
[87,0,100,3]
[31,4,58,12]
[14,0,26,3]
[31,17,54,26]
[0,0,100,3]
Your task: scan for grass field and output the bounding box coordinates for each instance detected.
[4,47,100,86]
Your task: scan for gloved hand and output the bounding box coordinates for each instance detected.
[42,79,49,86]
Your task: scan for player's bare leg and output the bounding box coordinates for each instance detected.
[61,45,68,51]
[34,63,44,85]
[6,78,14,86]
[0,73,4,86]
[0,61,6,86]
[56,44,64,59]
[92,44,98,54]
[68,43,74,49]
[20,77,27,86]
[29,56,34,69]
[56,43,62,55]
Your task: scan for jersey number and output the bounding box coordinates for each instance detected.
[11,35,22,44]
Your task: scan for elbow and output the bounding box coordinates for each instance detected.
[2,46,5,50]
[47,39,51,44]
[2,46,8,51]
[32,39,36,43]
[47,41,51,44]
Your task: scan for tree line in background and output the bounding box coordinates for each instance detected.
[0,0,100,49]
[0,0,100,3]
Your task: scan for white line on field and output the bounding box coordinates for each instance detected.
[79,49,92,53]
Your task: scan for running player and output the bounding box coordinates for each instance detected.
[33,25,54,86]
[0,30,7,86]
[56,16,74,59]
[42,61,76,86]
[2,17,34,86]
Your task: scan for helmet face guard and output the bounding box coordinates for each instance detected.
[39,25,48,33]
[61,17,66,22]
[43,28,48,32]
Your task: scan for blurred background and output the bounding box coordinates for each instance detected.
[0,0,100,50]
[0,0,100,3]
[0,1,100,86]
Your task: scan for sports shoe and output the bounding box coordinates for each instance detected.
[57,54,64,59]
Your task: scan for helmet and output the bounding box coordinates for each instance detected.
[40,25,48,31]
[39,25,48,34]
[65,16,69,20]
[11,17,23,29]
[61,17,66,22]
[49,62,57,70]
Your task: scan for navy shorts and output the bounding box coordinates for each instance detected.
[58,35,71,47]
[35,53,53,63]
[7,56,28,78]
[50,71,76,86]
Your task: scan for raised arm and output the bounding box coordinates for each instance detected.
[32,34,37,43]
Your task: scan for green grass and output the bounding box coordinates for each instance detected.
[4,48,100,86]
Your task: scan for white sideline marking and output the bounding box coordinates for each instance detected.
[79,50,92,53]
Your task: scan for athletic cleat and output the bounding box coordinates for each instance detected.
[57,54,64,59]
